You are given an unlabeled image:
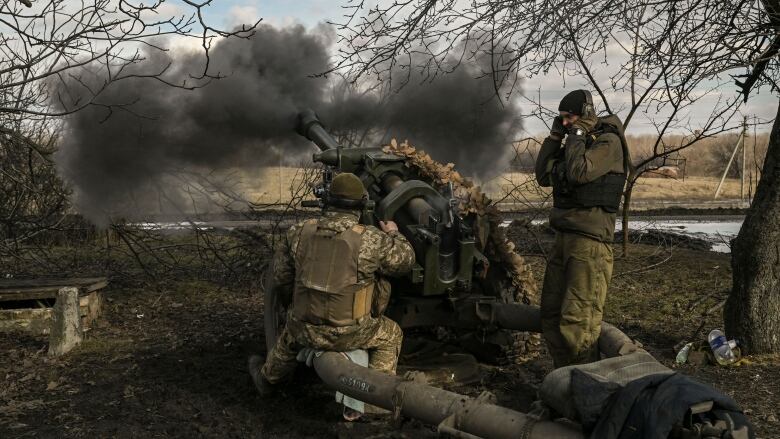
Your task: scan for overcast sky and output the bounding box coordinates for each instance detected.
[197,0,777,136]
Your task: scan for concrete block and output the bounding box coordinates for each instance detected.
[48,287,83,356]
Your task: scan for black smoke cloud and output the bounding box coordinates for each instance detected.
[55,24,520,223]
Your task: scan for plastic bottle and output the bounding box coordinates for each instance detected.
[676,342,693,364]
[708,329,737,365]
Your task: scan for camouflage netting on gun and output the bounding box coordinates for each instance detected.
[382,139,538,304]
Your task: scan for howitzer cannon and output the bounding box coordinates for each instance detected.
[297,109,484,296]
[260,111,754,438]
[265,109,532,360]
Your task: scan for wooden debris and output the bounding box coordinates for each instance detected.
[0,277,107,302]
[0,277,107,335]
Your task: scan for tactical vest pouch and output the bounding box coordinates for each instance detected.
[292,220,374,326]
[552,165,626,213]
[551,122,628,213]
[553,173,626,213]
[553,172,626,213]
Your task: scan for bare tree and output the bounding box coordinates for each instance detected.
[0,0,259,274]
[724,0,780,354]
[0,117,68,266]
[333,0,780,353]
[1,0,258,121]
[330,0,776,254]
[330,1,777,93]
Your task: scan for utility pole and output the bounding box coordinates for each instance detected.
[714,117,747,200]
[741,116,747,201]
[753,115,759,202]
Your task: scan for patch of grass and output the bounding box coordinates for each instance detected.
[77,335,137,355]
[607,244,730,342]
[482,173,746,202]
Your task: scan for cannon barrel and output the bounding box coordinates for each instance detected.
[296,109,434,226]
[296,109,341,152]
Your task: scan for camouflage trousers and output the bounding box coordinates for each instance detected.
[261,314,403,384]
[541,231,614,368]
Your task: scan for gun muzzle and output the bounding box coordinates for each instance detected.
[296,109,341,152]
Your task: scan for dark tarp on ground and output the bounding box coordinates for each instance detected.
[572,371,754,439]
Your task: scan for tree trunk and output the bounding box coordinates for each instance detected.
[621,174,638,256]
[724,98,780,354]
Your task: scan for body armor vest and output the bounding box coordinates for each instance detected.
[551,124,627,213]
[291,219,374,326]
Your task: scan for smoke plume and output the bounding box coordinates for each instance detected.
[54,24,521,223]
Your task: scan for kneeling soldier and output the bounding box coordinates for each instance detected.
[248,172,415,416]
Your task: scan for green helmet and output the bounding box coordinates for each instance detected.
[330,172,366,202]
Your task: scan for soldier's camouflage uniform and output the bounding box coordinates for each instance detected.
[261,209,415,383]
[535,114,626,368]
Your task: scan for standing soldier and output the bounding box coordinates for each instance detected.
[534,90,630,368]
[248,172,415,418]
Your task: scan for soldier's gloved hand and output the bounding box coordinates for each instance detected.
[571,113,598,135]
[379,220,399,234]
[550,116,567,141]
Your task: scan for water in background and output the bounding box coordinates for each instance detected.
[505,217,744,253]
[615,219,743,253]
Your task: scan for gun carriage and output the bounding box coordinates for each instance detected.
[264,109,539,357]
[259,111,753,439]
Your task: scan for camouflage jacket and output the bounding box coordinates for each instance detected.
[272,209,416,290]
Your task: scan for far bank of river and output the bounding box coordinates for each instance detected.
[507,215,745,253]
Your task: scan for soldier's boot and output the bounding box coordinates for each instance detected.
[248,355,274,397]
[343,407,363,422]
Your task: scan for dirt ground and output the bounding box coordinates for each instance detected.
[1,233,779,438]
